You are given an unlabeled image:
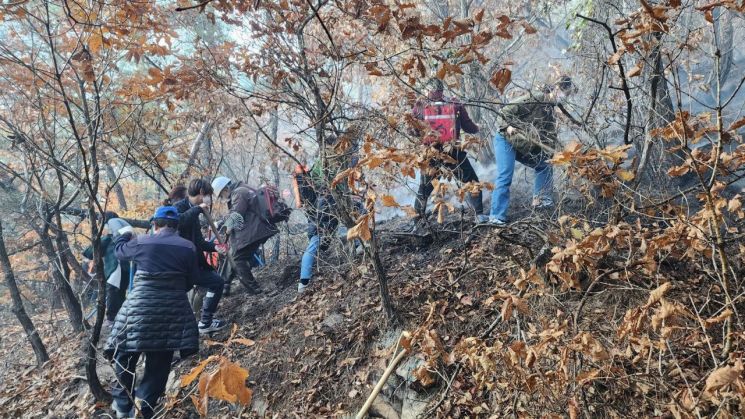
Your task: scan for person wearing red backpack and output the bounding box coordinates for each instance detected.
[412,78,486,227]
[212,176,279,296]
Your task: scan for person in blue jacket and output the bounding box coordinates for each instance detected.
[106,206,200,419]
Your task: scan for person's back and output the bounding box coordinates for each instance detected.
[501,91,558,155]
[413,79,479,143]
[228,181,278,250]
[105,207,199,419]
[213,177,277,295]
[411,78,485,223]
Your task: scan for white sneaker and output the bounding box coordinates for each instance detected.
[488,216,507,227]
[475,214,489,224]
[198,319,228,334]
[532,196,554,209]
[298,282,308,293]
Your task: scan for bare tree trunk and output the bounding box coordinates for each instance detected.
[34,218,85,332]
[269,111,281,263]
[367,229,397,324]
[84,205,112,403]
[105,163,128,211]
[635,32,676,187]
[0,220,50,366]
[180,121,214,179]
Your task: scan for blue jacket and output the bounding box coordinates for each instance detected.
[104,229,199,357]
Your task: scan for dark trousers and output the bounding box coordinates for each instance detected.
[106,283,127,322]
[105,267,130,322]
[192,268,223,323]
[415,148,483,216]
[112,350,174,419]
[232,242,263,293]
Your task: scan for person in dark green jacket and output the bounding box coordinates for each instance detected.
[83,212,131,323]
[488,76,578,225]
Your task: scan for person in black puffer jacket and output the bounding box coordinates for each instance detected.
[105,206,199,419]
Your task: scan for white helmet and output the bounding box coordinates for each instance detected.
[211,176,232,198]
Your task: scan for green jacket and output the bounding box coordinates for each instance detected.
[83,234,130,281]
[501,92,558,156]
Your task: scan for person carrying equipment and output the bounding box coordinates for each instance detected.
[212,176,283,295]
[488,76,577,226]
[412,78,486,225]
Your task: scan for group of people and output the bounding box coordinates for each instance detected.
[85,74,574,418]
[86,176,279,418]
[412,75,576,228]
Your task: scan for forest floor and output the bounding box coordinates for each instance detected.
[1,207,743,418]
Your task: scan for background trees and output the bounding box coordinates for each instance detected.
[1,0,744,416]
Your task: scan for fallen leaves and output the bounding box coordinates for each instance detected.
[703,360,744,401]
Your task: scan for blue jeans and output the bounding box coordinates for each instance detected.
[490,133,553,221]
[300,235,321,285]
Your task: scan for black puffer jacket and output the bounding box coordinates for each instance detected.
[105,272,199,357]
[105,229,200,358]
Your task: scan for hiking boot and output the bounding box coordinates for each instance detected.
[198,319,228,334]
[488,216,507,227]
[113,403,134,419]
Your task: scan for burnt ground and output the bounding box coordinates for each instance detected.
[161,211,546,418]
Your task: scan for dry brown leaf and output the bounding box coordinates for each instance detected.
[705,309,732,327]
[704,361,743,395]
[490,68,511,94]
[219,360,253,406]
[729,117,745,132]
[181,355,217,387]
[627,61,644,77]
[381,195,399,207]
[646,282,672,307]
[231,338,256,347]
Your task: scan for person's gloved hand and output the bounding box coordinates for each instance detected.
[118,226,135,238]
[223,212,245,233]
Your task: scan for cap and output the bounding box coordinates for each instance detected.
[151,206,180,222]
[211,176,232,198]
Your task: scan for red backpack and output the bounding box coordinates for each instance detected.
[250,185,292,224]
[423,102,457,144]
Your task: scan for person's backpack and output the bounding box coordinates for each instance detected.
[251,185,292,224]
[423,101,457,144]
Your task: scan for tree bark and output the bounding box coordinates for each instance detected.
[34,218,85,332]
[635,31,676,187]
[105,163,128,211]
[269,111,281,263]
[180,121,214,179]
[84,203,112,403]
[0,220,50,366]
[368,229,397,324]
